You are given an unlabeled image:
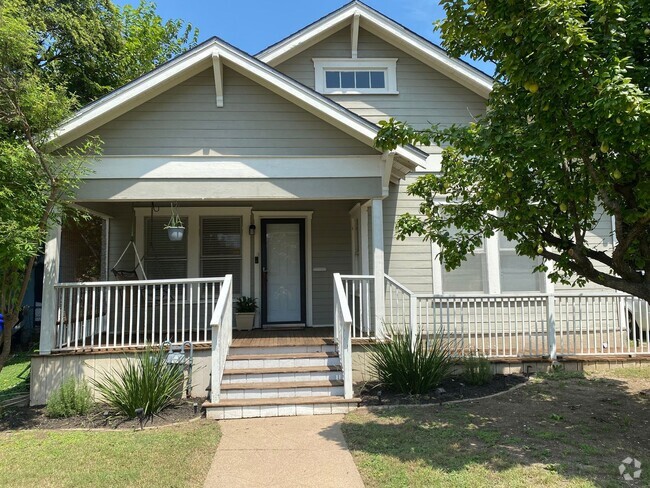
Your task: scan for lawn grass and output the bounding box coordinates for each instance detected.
[0,421,221,488]
[0,351,31,402]
[343,366,650,487]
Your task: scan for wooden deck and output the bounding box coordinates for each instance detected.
[231,327,335,347]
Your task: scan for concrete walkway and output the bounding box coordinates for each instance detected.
[203,414,365,488]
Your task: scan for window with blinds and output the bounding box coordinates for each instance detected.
[144,217,188,279]
[201,217,242,294]
[441,245,487,292]
[499,234,543,292]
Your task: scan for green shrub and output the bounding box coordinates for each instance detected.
[46,378,93,418]
[368,326,454,394]
[461,353,493,385]
[91,348,184,419]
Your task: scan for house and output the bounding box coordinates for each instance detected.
[31,1,649,418]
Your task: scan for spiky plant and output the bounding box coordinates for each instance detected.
[368,325,454,394]
[91,347,184,419]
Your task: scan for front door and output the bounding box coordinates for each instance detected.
[261,219,306,326]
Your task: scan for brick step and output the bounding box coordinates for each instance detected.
[225,355,339,370]
[228,344,337,355]
[220,384,345,400]
[223,365,342,376]
[221,379,343,390]
[204,396,360,419]
[222,368,342,385]
[226,351,338,361]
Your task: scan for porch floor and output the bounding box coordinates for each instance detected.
[232,327,335,348]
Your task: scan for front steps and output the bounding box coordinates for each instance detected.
[204,340,359,419]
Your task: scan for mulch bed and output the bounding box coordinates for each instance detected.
[0,398,205,431]
[358,374,529,406]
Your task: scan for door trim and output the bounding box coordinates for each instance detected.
[253,211,313,327]
[261,219,306,326]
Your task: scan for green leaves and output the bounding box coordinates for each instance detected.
[90,348,184,419]
[375,0,650,299]
[368,325,455,395]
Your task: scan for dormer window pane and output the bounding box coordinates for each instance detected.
[325,71,340,88]
[370,71,385,88]
[341,71,355,88]
[356,71,370,88]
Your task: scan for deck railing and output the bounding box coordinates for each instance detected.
[384,275,650,358]
[209,274,233,403]
[555,294,650,356]
[53,277,225,352]
[333,273,354,399]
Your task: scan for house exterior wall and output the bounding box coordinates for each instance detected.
[276,27,486,140]
[64,67,377,157]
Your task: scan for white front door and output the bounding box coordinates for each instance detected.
[261,219,305,324]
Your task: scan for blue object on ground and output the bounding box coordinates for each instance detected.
[0,313,3,334]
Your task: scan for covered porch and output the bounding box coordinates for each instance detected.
[39,197,388,355]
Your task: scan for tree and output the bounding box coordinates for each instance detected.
[0,0,197,371]
[375,0,650,301]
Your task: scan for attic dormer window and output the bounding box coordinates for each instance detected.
[314,58,398,95]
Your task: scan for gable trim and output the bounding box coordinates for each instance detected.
[256,1,493,99]
[50,36,426,176]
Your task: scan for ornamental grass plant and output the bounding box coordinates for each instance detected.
[91,347,184,419]
[368,325,455,394]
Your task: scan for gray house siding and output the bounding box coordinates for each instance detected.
[64,67,377,157]
[276,27,486,143]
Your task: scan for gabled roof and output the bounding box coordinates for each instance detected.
[50,35,426,178]
[256,1,493,99]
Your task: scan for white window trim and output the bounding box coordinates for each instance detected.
[313,58,398,95]
[134,206,252,296]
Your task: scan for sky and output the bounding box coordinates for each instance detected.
[112,0,494,76]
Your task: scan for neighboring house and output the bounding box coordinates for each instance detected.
[31,1,649,417]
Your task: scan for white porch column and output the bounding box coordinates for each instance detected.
[39,224,61,355]
[360,204,370,275]
[371,199,385,338]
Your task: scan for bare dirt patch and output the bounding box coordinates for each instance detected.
[344,367,650,487]
[0,397,205,431]
[359,374,528,406]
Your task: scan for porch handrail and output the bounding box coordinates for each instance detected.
[54,277,225,288]
[209,274,233,403]
[333,273,353,399]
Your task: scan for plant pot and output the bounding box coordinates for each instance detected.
[235,312,256,331]
[167,226,185,241]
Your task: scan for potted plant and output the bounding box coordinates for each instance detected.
[235,296,257,331]
[164,205,185,241]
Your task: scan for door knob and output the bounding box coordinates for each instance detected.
[262,267,268,273]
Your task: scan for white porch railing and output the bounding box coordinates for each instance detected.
[340,275,375,339]
[53,277,225,351]
[333,273,354,399]
[555,294,650,356]
[384,275,650,359]
[209,274,233,403]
